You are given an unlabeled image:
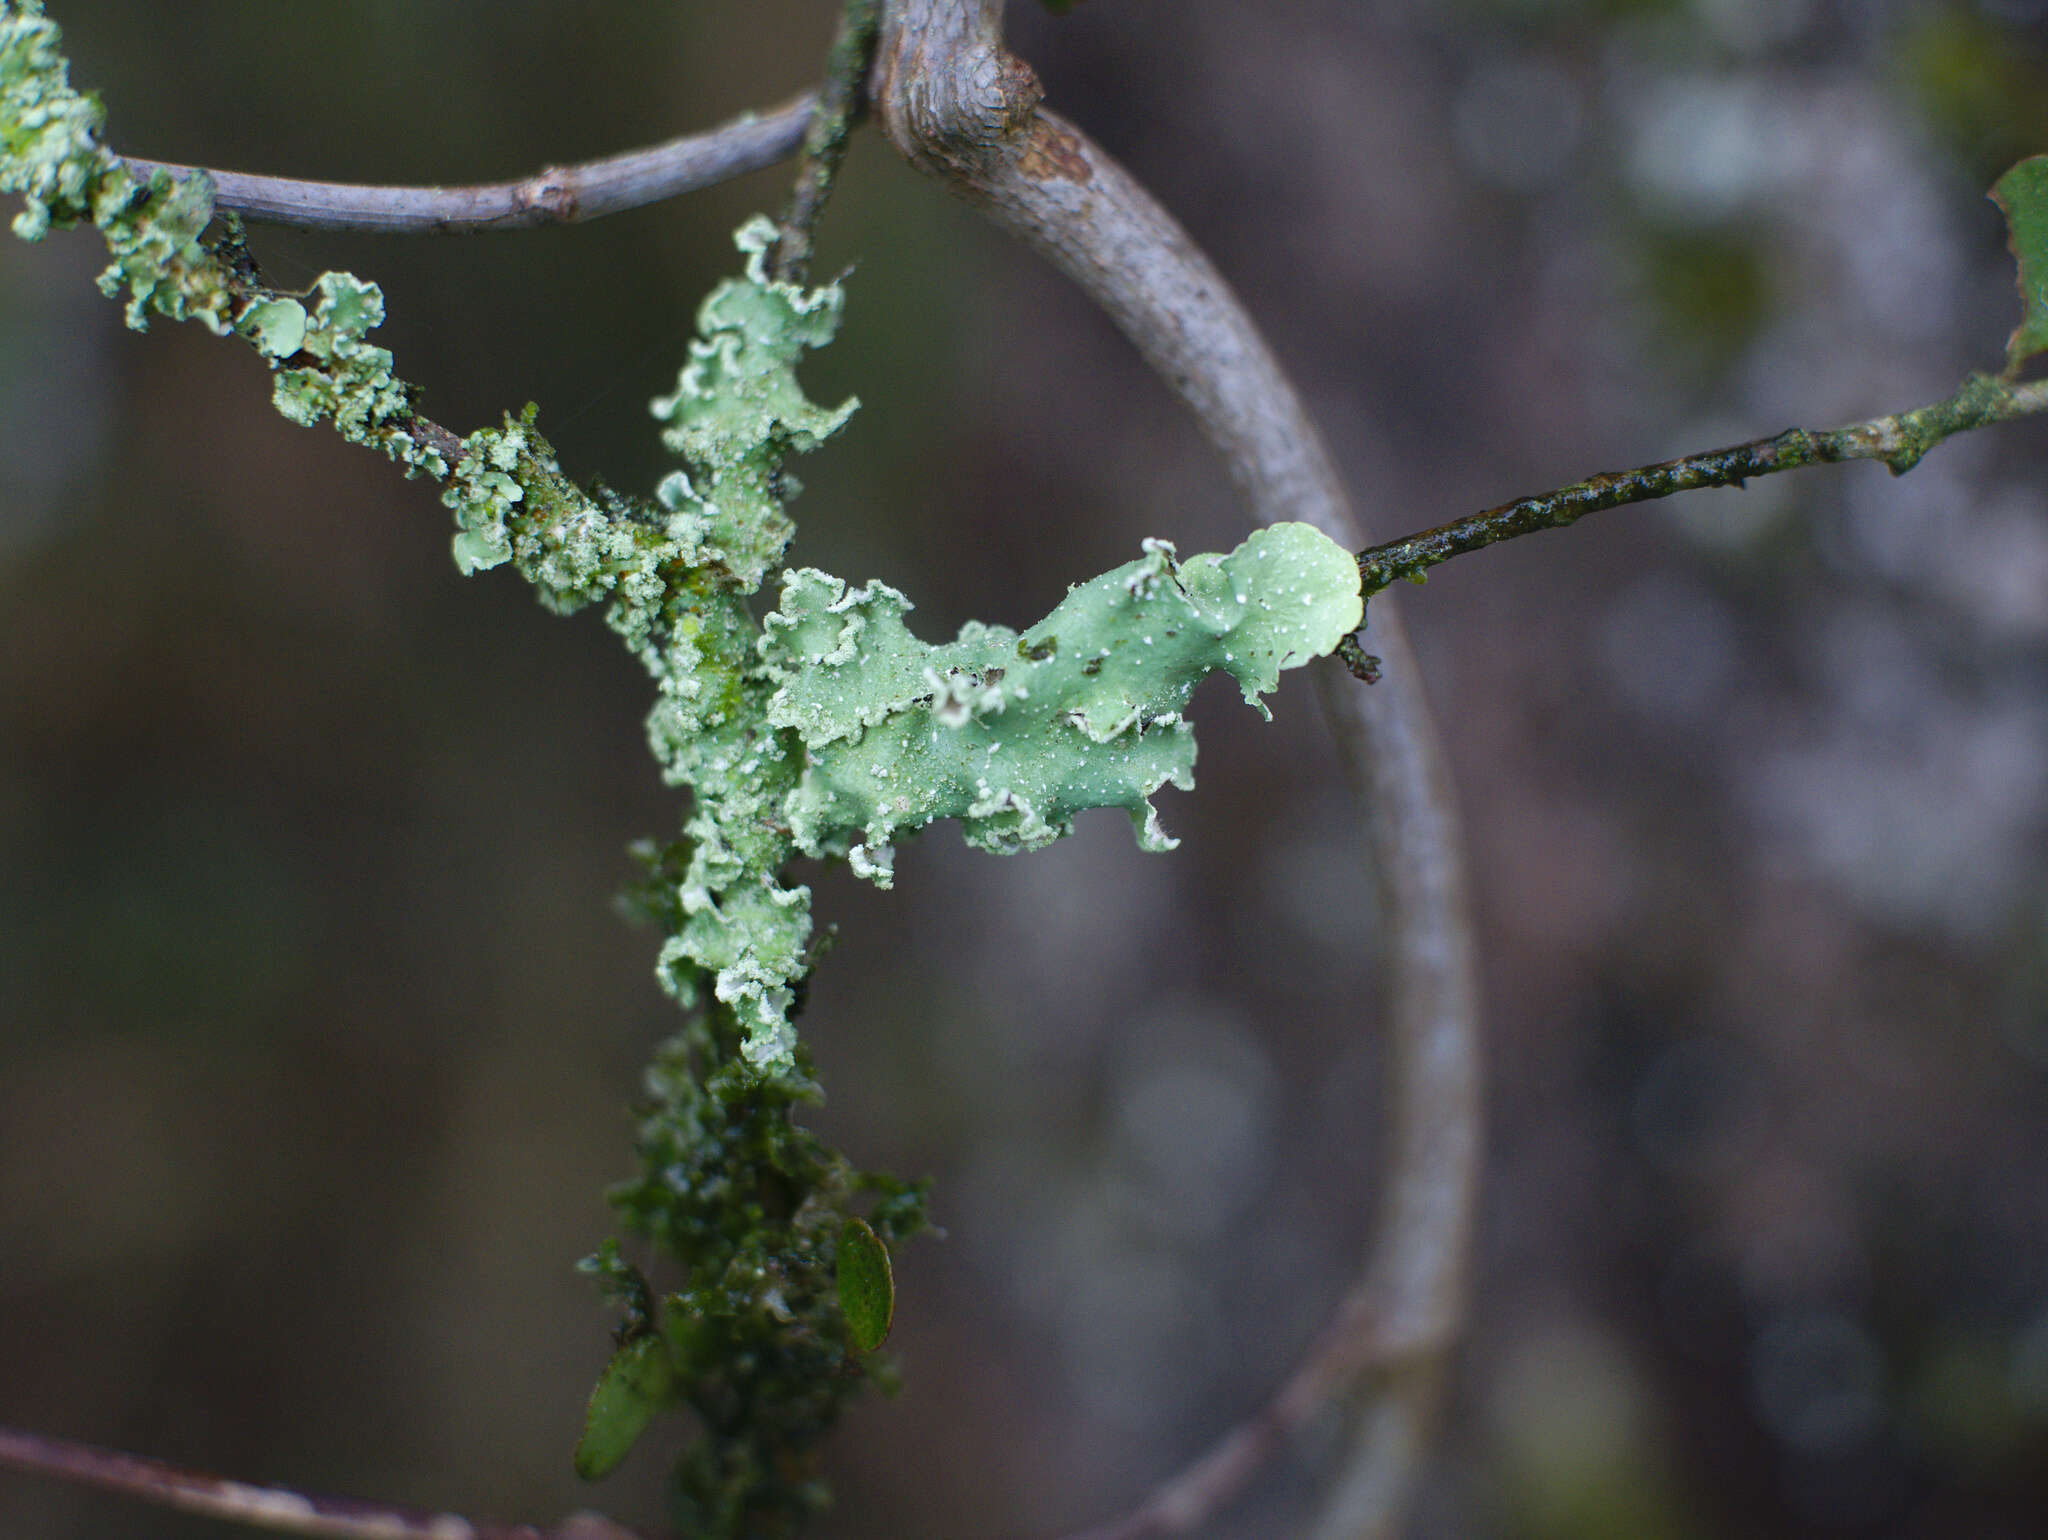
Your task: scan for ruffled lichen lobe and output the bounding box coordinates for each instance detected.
[0,15,1365,1531]
[0,1,231,330]
[762,524,1363,878]
[651,216,857,590]
[0,0,1365,1078]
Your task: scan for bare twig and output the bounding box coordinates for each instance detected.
[1356,372,2048,596]
[0,1424,644,1540]
[870,6,1482,1538]
[768,0,882,284]
[119,97,814,235]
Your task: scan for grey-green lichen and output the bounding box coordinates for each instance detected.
[0,0,228,331]
[0,0,1365,1070]
[763,524,1363,877]
[1,7,1365,1532]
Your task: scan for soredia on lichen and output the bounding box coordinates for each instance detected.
[477,226,1358,1536]
[558,223,1362,1070]
[761,524,1363,881]
[1,14,1368,1525]
[0,0,1368,1082]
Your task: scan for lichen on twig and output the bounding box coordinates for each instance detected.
[1353,372,2048,599]
[0,5,1371,1534]
[871,5,1482,1539]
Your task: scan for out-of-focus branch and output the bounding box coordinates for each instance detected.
[119,96,814,234]
[767,0,881,283]
[0,1424,642,1540]
[1057,1290,1426,1540]
[1355,372,2048,596]
[870,6,1483,1538]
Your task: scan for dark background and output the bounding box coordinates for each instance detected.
[6,2,2048,1537]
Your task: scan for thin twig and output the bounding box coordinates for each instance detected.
[1355,373,2048,596]
[768,0,883,284]
[871,6,1482,1539]
[119,97,814,235]
[0,1424,644,1540]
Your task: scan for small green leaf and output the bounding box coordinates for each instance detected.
[837,1217,895,1353]
[574,1335,674,1481]
[1991,154,2048,373]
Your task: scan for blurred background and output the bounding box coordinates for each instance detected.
[5,1,2048,1536]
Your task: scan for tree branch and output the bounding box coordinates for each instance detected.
[118,96,814,235]
[1057,1289,1439,1540]
[768,0,882,284]
[0,1424,643,1540]
[1355,372,2048,597]
[871,7,1483,1539]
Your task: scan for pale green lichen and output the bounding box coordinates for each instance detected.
[762,525,1363,879]
[269,273,414,451]
[651,215,856,591]
[0,2,102,243]
[1,11,1365,1528]
[0,1,231,331]
[611,254,1357,1055]
[0,0,1365,1071]
[241,295,307,358]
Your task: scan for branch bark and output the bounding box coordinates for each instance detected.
[870,7,1483,1538]
[0,1425,643,1540]
[767,0,882,283]
[1355,372,2048,596]
[119,96,813,234]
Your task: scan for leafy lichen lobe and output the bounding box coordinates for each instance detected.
[0,14,1365,1531]
[764,524,1362,875]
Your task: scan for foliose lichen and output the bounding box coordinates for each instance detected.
[762,525,1364,878]
[1,7,1365,1533]
[0,0,1365,1072]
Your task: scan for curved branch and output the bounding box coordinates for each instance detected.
[871,6,1483,1538]
[120,96,814,234]
[0,1424,642,1540]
